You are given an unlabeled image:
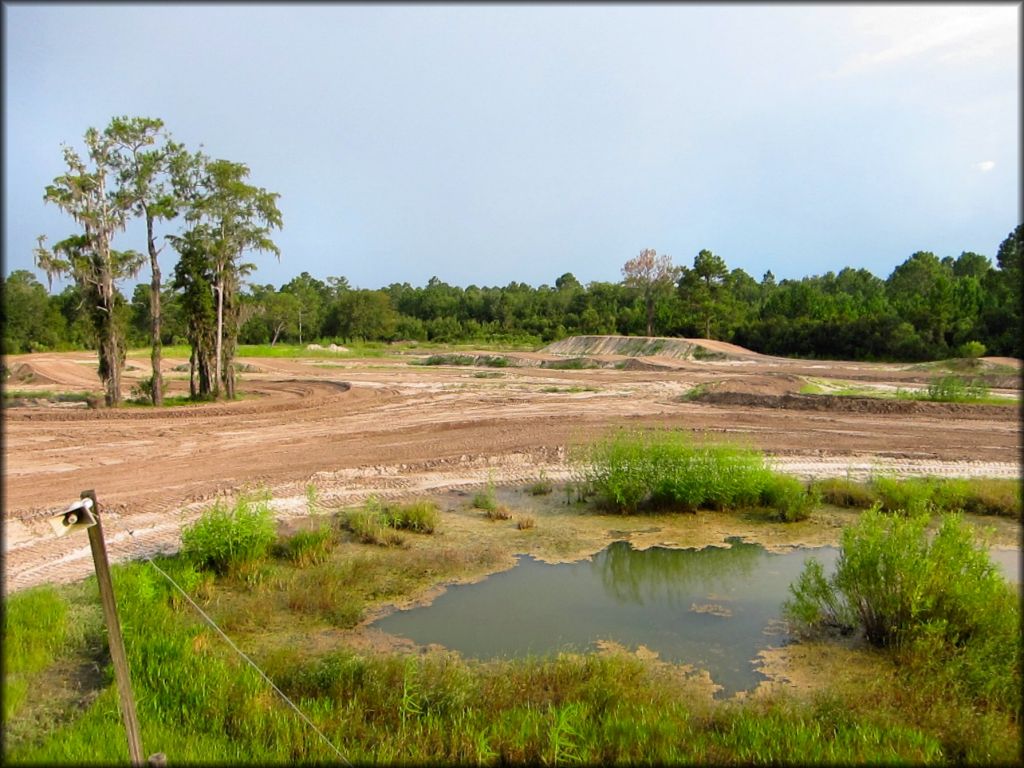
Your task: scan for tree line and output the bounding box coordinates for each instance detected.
[2,118,1021,405]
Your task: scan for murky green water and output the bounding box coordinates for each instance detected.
[373,539,1021,697]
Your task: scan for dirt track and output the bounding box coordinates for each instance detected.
[3,345,1020,591]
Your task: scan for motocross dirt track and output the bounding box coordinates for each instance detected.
[3,341,1020,591]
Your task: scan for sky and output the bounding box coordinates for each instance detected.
[3,2,1020,292]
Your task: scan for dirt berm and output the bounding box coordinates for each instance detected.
[541,335,763,360]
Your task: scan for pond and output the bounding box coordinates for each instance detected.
[372,539,1021,697]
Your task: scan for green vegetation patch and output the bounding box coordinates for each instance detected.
[575,429,815,519]
[786,509,1020,718]
[812,475,1021,520]
[540,357,599,370]
[180,491,277,576]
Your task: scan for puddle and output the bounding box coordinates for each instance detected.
[372,539,1022,697]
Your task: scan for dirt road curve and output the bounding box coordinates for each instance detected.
[3,348,1020,591]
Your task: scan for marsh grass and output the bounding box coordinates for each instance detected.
[578,429,817,517]
[485,506,513,521]
[472,483,498,512]
[342,498,440,545]
[540,357,598,370]
[344,506,406,547]
[895,375,994,403]
[528,471,553,496]
[813,475,1021,519]
[275,525,336,568]
[382,499,440,533]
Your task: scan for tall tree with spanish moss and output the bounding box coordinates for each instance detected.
[105,116,190,405]
[34,128,144,406]
[183,157,282,398]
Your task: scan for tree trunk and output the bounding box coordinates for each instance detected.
[646,294,654,337]
[147,213,163,406]
[189,347,197,399]
[215,278,224,399]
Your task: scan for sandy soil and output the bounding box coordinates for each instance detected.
[3,344,1020,593]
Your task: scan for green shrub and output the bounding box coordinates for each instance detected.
[759,474,816,522]
[786,508,1017,651]
[957,341,986,360]
[181,494,277,575]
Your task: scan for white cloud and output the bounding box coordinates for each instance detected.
[973,160,996,172]
[825,5,1018,78]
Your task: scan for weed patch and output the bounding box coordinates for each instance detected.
[181,492,276,576]
[577,430,793,515]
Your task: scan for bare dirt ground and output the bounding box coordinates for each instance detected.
[3,343,1020,592]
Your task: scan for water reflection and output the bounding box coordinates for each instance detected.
[594,538,760,605]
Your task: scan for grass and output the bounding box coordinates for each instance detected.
[180,491,277,577]
[341,497,440,545]
[4,483,1021,764]
[812,475,1021,519]
[2,389,97,404]
[800,376,1018,406]
[528,471,554,496]
[540,385,598,393]
[576,429,816,518]
[540,357,599,370]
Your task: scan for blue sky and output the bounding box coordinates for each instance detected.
[3,3,1019,291]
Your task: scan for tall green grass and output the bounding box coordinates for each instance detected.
[3,586,71,720]
[813,475,1021,519]
[180,492,277,577]
[577,429,815,518]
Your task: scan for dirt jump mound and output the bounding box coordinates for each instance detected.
[540,335,763,361]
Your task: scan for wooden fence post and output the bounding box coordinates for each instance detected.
[81,490,145,766]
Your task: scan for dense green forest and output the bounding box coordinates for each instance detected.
[4,223,1020,363]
